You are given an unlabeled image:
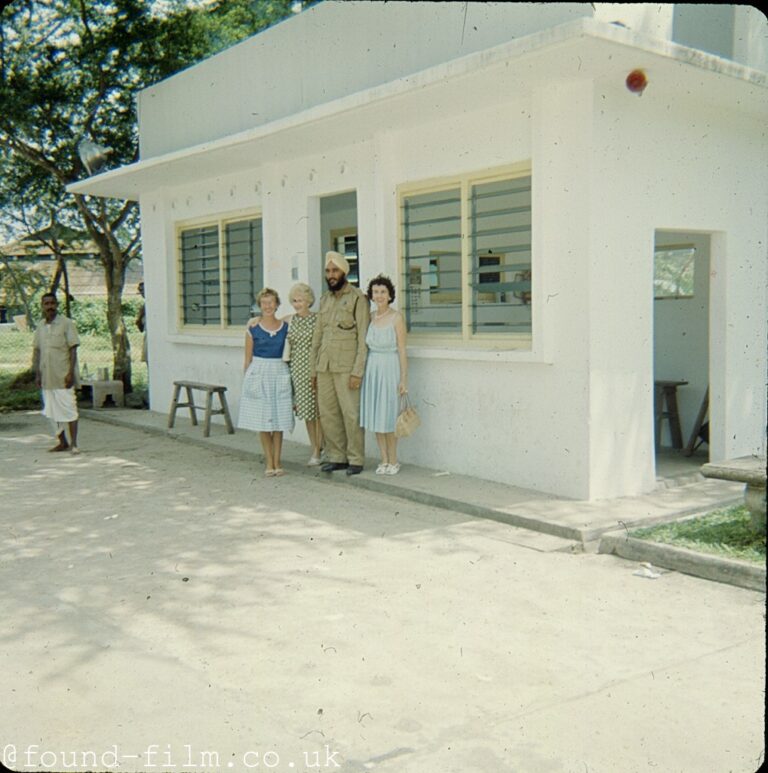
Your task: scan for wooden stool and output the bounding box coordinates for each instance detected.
[654,380,687,449]
[168,381,235,438]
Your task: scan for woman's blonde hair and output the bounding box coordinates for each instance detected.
[255,287,281,307]
[289,282,315,307]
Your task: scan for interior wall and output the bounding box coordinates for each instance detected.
[318,192,357,292]
[653,231,710,450]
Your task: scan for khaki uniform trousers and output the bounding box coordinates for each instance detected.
[316,371,365,466]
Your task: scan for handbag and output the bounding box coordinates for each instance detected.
[395,393,421,438]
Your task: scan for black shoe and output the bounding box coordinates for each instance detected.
[321,462,349,472]
[346,465,363,476]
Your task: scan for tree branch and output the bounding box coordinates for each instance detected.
[110,200,137,232]
[2,134,66,183]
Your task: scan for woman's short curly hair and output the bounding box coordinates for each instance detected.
[366,274,396,304]
[255,287,280,307]
[289,282,315,307]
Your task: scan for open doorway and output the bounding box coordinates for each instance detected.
[653,230,711,477]
[317,191,359,290]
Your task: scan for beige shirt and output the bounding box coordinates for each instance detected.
[311,283,370,378]
[33,315,80,389]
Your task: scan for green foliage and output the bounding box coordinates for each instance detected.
[0,371,40,413]
[631,505,766,564]
[66,297,143,336]
[0,0,295,383]
[70,298,111,337]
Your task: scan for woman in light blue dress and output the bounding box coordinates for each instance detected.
[360,275,408,475]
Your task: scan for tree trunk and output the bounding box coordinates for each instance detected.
[49,254,72,317]
[106,279,132,392]
[100,240,132,393]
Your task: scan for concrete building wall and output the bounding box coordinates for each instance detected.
[137,3,765,162]
[586,74,768,496]
[137,2,596,159]
[138,64,767,500]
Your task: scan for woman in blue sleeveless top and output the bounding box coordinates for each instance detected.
[237,287,294,476]
[360,275,408,474]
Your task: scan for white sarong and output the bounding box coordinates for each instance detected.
[41,388,79,435]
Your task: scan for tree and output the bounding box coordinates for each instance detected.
[0,0,296,388]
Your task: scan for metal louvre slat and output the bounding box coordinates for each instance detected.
[471,183,531,201]
[473,205,531,219]
[473,224,531,239]
[472,244,531,255]
[470,281,531,293]
[471,263,531,275]
[402,214,462,229]
[404,233,462,245]
[403,195,461,211]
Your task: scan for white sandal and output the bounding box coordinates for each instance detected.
[376,463,389,475]
[385,463,400,475]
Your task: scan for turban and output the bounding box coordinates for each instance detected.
[325,250,350,275]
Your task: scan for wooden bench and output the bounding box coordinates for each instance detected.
[701,456,767,535]
[168,381,235,438]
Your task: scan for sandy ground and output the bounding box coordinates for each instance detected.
[1,412,765,773]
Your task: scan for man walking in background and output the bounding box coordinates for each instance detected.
[311,251,369,475]
[32,292,81,453]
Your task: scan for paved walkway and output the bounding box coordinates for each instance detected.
[79,407,743,545]
[1,411,764,773]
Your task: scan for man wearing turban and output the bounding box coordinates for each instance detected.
[310,251,370,474]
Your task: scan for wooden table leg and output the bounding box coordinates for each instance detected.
[203,390,213,437]
[168,383,182,428]
[185,385,198,426]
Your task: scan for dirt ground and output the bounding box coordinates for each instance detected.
[1,412,765,773]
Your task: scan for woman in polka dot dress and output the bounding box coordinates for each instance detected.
[285,283,323,465]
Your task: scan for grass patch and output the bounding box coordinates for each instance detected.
[631,505,766,565]
[0,370,41,413]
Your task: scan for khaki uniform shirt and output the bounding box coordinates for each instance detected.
[311,283,370,378]
[33,315,80,389]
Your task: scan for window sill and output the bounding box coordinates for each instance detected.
[168,331,243,347]
[406,344,550,364]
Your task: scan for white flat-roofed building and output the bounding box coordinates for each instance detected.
[70,2,768,500]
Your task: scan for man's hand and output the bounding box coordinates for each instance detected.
[311,375,317,391]
[64,371,74,389]
[348,375,362,391]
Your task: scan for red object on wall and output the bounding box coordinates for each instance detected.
[626,69,648,94]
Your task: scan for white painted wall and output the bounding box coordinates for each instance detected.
[137,2,596,158]
[586,71,767,495]
[135,11,768,501]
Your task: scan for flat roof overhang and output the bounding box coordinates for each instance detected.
[68,17,768,202]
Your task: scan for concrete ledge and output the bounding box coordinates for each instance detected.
[598,534,766,593]
[79,409,744,558]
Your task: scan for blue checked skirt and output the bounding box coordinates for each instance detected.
[238,357,295,433]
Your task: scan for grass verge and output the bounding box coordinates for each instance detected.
[0,371,41,413]
[631,505,766,565]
